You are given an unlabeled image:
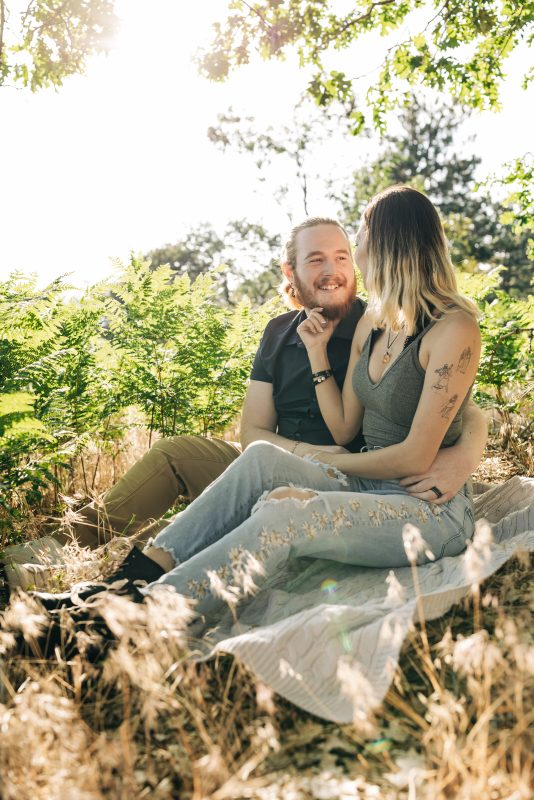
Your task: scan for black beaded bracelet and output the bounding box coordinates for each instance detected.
[312,368,333,386]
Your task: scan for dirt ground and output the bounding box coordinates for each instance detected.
[473,441,531,484]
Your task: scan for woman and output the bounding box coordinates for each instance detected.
[29,186,480,642]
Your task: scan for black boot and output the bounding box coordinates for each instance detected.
[11,598,135,663]
[31,545,165,612]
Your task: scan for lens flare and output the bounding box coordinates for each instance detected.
[365,737,392,754]
[320,578,338,595]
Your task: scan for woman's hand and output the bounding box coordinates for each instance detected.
[297,308,335,352]
[399,445,473,504]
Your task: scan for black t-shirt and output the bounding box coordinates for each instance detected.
[250,299,367,453]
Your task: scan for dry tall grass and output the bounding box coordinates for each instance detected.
[1,435,533,799]
[1,545,532,799]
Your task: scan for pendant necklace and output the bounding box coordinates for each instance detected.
[382,328,403,364]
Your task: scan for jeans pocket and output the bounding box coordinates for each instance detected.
[439,533,466,558]
[439,504,475,558]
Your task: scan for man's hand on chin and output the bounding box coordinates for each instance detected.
[399,446,472,504]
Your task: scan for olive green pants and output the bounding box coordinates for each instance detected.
[58,436,241,549]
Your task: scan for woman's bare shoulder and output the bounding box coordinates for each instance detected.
[435,308,480,339]
[420,308,480,368]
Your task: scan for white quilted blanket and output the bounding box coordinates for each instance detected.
[201,477,534,723]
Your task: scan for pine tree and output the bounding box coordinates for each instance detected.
[335,97,531,295]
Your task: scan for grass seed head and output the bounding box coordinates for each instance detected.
[452,630,503,676]
[385,569,406,607]
[402,523,435,563]
[337,656,377,736]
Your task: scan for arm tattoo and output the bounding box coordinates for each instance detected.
[439,394,458,421]
[432,363,453,391]
[456,347,472,374]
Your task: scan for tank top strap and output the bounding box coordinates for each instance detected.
[367,315,438,357]
[403,315,439,351]
[362,309,442,364]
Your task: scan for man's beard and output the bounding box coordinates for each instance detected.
[293,273,356,320]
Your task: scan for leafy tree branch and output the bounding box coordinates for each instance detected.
[0,0,118,90]
[198,1,534,130]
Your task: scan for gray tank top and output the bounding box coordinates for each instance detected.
[352,319,471,450]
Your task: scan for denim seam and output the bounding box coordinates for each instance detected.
[438,532,466,559]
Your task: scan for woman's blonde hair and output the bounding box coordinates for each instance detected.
[279,217,352,309]
[361,185,478,334]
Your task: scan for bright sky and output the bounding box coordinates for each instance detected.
[0,0,532,288]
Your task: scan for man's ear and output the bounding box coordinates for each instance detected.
[281,262,294,282]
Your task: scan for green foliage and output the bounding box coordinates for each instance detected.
[0,261,271,520]
[199,1,534,130]
[200,2,534,282]
[486,154,534,262]
[0,272,66,386]
[457,271,534,426]
[1,274,118,449]
[0,391,57,534]
[209,97,532,297]
[337,97,480,218]
[237,264,284,307]
[0,274,114,520]
[335,97,532,295]
[0,0,118,90]
[103,257,273,437]
[0,257,531,532]
[145,219,281,306]
[477,294,533,398]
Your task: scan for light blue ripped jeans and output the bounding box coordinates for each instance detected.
[143,441,474,612]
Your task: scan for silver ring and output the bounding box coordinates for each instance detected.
[430,486,443,499]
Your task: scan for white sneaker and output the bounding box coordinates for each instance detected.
[2,535,65,566]
[3,562,59,591]
[2,536,66,591]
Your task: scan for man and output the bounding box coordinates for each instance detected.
[3,217,487,590]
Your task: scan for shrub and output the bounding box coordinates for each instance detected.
[0,260,273,534]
